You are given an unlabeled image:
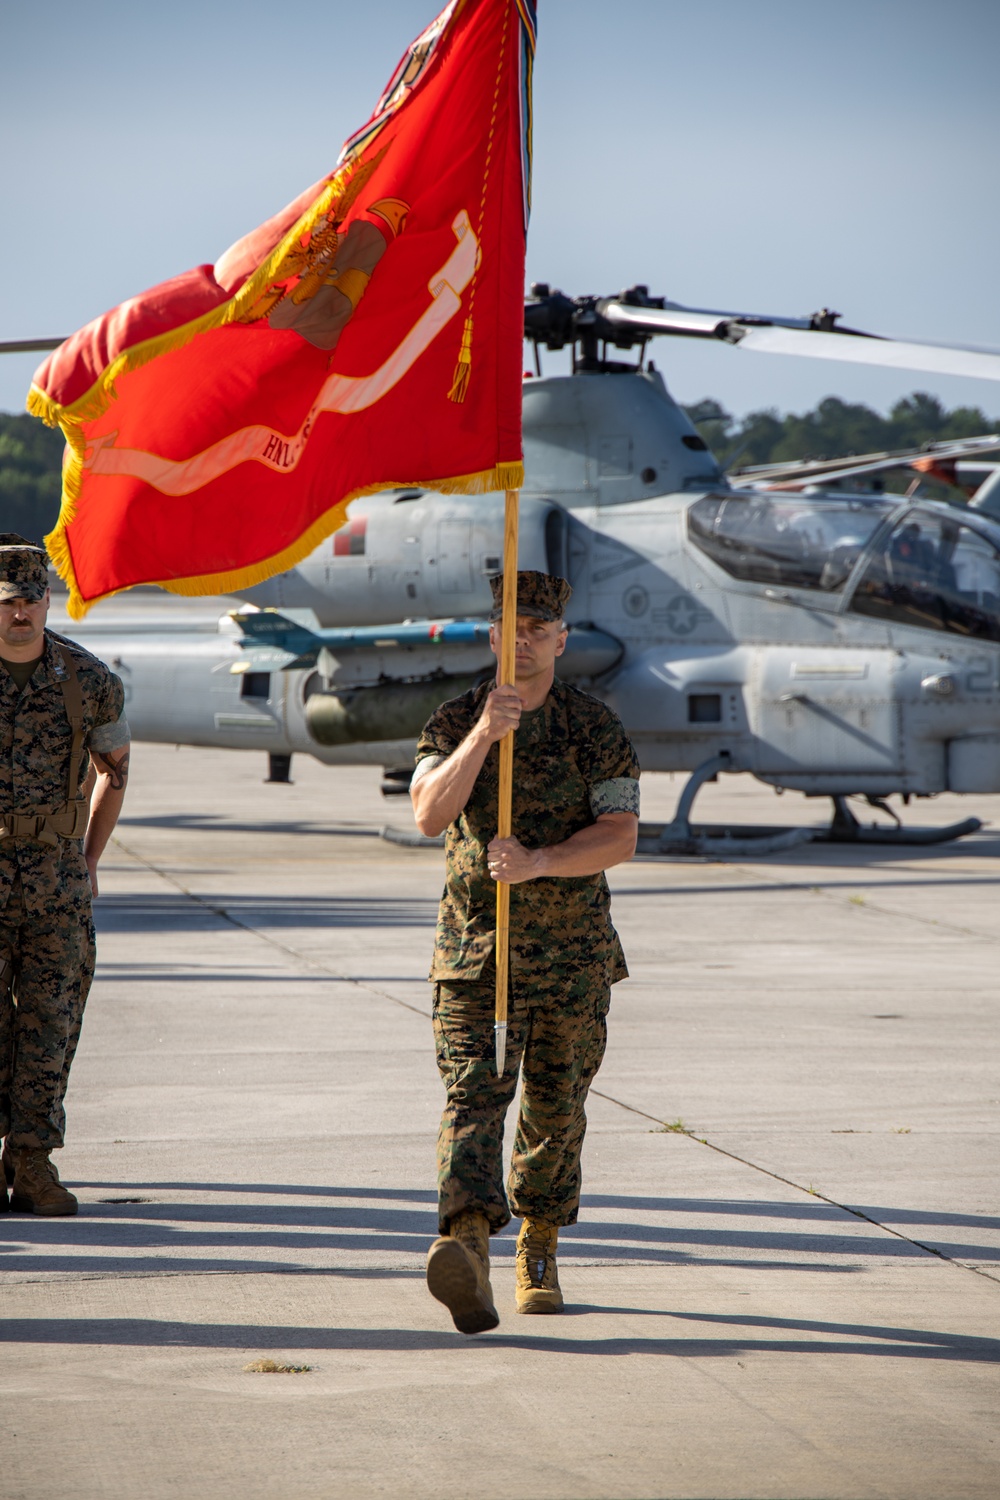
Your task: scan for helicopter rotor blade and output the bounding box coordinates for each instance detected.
[602,304,732,339]
[601,301,816,340]
[0,338,66,355]
[728,324,1000,382]
[602,301,1000,382]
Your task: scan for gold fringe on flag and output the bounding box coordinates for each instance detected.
[448,316,474,403]
[47,461,525,620]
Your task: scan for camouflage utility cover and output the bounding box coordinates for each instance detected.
[489,570,572,622]
[416,677,639,984]
[0,630,127,915]
[0,534,49,603]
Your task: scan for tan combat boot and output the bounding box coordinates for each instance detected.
[9,1149,78,1216]
[426,1209,499,1334]
[515,1217,564,1314]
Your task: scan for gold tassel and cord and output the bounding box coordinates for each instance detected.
[448,316,474,404]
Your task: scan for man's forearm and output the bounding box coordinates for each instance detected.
[533,815,638,877]
[83,747,130,878]
[413,684,523,835]
[83,779,126,868]
[488,813,638,883]
[412,728,492,835]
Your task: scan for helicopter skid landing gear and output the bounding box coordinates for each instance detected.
[637,759,983,856]
[825,795,981,846]
[640,752,817,857]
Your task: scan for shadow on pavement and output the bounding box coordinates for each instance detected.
[118,814,385,840]
[619,872,1000,899]
[582,1194,1000,1233]
[64,1182,1000,1234]
[3,1188,997,1270]
[1,1312,997,1362]
[631,825,1000,874]
[70,1181,439,1201]
[93,893,438,932]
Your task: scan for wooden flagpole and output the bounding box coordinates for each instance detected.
[494,487,520,1075]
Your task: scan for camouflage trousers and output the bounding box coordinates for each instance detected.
[432,969,610,1234]
[0,873,95,1151]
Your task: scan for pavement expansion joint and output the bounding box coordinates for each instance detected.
[633,854,995,943]
[588,1086,995,1286]
[722,857,995,943]
[111,832,434,1021]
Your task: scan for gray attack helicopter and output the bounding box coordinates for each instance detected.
[10,287,1000,852]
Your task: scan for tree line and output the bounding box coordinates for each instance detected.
[0,413,66,542]
[683,392,998,475]
[2,392,998,543]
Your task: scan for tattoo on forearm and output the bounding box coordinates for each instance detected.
[94,748,130,791]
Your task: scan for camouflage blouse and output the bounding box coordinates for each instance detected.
[0,630,127,914]
[416,677,639,985]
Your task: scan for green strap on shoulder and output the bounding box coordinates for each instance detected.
[55,644,86,807]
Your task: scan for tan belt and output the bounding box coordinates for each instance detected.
[0,801,90,846]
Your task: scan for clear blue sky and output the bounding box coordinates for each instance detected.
[3,0,998,421]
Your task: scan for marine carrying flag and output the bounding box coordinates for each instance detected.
[29,0,536,618]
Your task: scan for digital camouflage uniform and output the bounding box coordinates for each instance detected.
[0,630,127,1152]
[416,674,639,1235]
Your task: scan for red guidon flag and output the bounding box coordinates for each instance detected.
[29,0,536,618]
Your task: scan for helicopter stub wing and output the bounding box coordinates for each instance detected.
[228,611,495,675]
[228,608,623,681]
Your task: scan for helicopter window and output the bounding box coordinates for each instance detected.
[850,512,1000,643]
[682,434,708,452]
[240,672,271,700]
[688,493,894,591]
[688,693,722,723]
[598,436,631,476]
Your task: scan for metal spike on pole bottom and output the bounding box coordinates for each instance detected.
[494,488,519,1076]
[494,1021,507,1077]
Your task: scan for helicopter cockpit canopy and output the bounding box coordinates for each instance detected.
[688,494,894,592]
[689,493,1000,645]
[851,509,1000,645]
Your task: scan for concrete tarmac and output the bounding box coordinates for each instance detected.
[2,739,999,1499]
